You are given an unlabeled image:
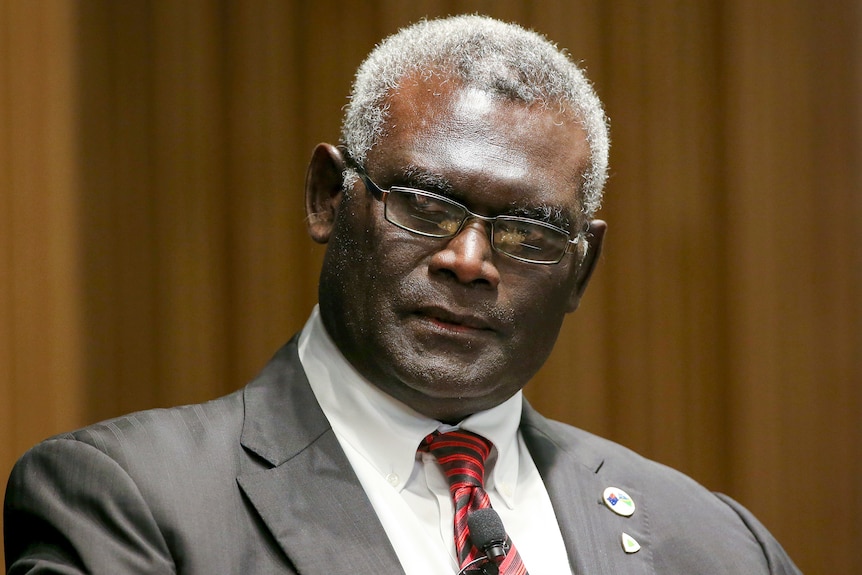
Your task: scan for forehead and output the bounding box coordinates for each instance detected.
[366,75,591,213]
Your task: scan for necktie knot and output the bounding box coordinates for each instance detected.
[420,429,492,494]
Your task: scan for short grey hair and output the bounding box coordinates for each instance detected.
[341,14,610,218]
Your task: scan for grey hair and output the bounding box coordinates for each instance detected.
[341,14,610,218]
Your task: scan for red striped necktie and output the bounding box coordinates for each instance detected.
[420,430,529,575]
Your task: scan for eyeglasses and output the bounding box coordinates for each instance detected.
[357,170,581,265]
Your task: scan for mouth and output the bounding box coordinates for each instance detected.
[412,306,496,334]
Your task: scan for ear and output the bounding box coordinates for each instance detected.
[305,143,348,244]
[566,219,607,312]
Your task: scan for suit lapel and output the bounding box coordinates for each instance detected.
[236,339,404,574]
[521,404,655,575]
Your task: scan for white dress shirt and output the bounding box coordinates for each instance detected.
[298,306,572,574]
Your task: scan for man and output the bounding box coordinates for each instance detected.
[5,15,800,575]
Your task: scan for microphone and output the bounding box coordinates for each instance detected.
[467,508,508,563]
[456,508,508,574]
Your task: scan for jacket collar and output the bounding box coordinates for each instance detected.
[237,338,405,574]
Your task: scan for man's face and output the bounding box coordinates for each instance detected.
[311,76,603,423]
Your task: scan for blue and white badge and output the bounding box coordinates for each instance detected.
[603,486,636,517]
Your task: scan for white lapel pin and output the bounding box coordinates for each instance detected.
[622,532,641,553]
[602,486,636,517]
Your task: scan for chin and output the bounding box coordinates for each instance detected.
[397,367,518,407]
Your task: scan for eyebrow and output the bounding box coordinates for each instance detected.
[509,204,572,231]
[395,164,573,232]
[398,165,455,195]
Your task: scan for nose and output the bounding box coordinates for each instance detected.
[428,220,501,288]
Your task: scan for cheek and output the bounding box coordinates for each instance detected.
[506,265,577,315]
[324,201,423,316]
[320,199,381,308]
[503,271,576,343]
[329,196,385,268]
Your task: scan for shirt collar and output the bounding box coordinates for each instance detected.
[297,306,523,506]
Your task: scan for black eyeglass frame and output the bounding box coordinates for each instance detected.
[354,168,583,265]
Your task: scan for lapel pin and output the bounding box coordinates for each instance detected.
[602,486,636,517]
[621,532,641,554]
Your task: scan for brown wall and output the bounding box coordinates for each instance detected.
[2,1,860,572]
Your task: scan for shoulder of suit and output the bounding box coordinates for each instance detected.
[521,406,727,502]
[46,338,306,452]
[521,407,801,572]
[33,387,246,472]
[31,338,306,472]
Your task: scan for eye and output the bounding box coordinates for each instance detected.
[494,228,529,249]
[388,188,465,237]
[494,220,567,259]
[405,191,446,213]
[495,223,545,250]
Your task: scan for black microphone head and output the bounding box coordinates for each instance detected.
[467,508,506,550]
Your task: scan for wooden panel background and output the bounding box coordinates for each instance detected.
[2,1,860,572]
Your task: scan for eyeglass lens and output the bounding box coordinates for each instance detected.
[385,187,569,263]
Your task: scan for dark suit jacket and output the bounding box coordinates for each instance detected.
[5,339,801,574]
